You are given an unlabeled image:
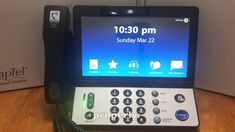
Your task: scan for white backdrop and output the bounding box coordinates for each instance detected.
[0,0,234,96]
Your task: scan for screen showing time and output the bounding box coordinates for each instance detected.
[81,17,190,78]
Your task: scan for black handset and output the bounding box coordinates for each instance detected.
[43,6,71,103]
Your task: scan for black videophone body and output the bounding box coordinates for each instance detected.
[43,5,199,128]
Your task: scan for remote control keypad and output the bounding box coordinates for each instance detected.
[109,89,155,124]
[73,87,198,127]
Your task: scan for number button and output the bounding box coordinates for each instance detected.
[123,89,132,97]
[110,106,119,113]
[123,107,133,114]
[110,98,119,105]
[123,115,133,124]
[123,98,132,105]
[137,116,146,124]
[110,114,119,123]
[137,107,146,115]
[111,89,119,96]
[136,98,145,106]
[136,90,145,97]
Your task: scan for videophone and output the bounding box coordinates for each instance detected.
[43,5,199,128]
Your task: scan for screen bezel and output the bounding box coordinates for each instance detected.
[73,6,199,88]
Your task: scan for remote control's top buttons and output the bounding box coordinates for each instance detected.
[175,109,189,121]
[154,116,161,124]
[111,89,119,96]
[110,106,119,113]
[87,92,95,109]
[123,107,133,114]
[110,114,119,123]
[110,98,119,105]
[152,99,159,106]
[123,89,132,97]
[174,94,185,103]
[123,98,132,105]
[153,107,160,115]
[136,90,145,97]
[123,116,133,124]
[137,116,146,124]
[137,98,145,106]
[85,111,94,120]
[137,107,146,115]
[152,90,159,97]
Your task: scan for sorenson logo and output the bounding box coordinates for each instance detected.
[0,66,28,85]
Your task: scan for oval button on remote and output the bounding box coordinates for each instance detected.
[175,109,189,121]
[87,92,95,109]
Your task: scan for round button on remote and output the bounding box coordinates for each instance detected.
[110,106,119,113]
[152,90,159,97]
[111,89,119,96]
[152,99,159,106]
[136,98,145,106]
[123,98,132,105]
[110,114,119,123]
[175,109,189,121]
[137,116,146,124]
[110,98,119,105]
[137,107,146,114]
[123,107,133,114]
[154,116,161,124]
[174,94,185,103]
[85,111,94,120]
[124,116,133,124]
[123,89,132,97]
[153,107,160,115]
[136,90,145,97]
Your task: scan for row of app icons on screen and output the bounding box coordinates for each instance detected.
[89,59,184,71]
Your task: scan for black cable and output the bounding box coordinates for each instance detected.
[54,104,89,132]
[58,116,89,132]
[54,117,63,132]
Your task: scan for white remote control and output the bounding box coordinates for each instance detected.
[72,87,199,127]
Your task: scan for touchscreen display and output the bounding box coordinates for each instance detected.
[81,17,190,78]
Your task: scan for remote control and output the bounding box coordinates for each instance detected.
[72,87,199,127]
